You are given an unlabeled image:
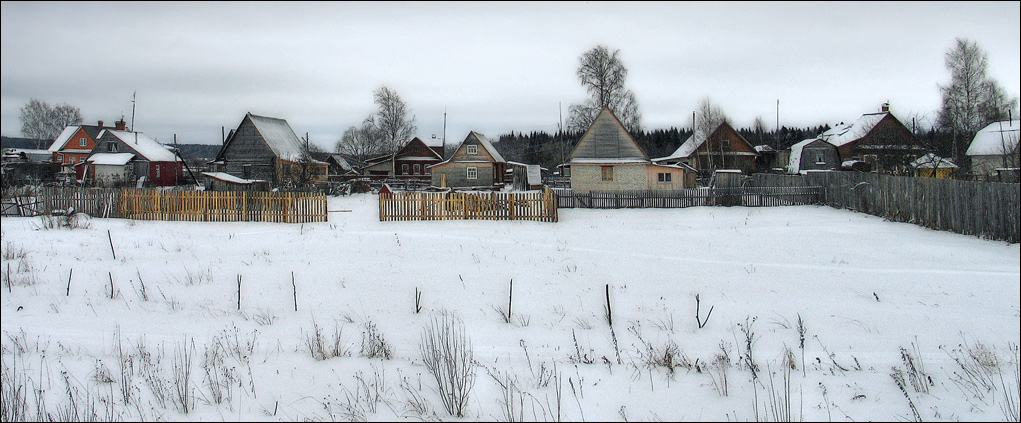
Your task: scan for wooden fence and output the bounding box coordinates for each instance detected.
[752,172,1020,243]
[118,190,326,223]
[379,187,558,222]
[555,186,823,209]
[1,187,326,223]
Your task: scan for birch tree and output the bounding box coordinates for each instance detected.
[19,98,83,141]
[938,38,1019,163]
[368,86,416,175]
[693,97,729,173]
[566,45,641,134]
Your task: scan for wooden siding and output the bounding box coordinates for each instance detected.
[379,187,557,222]
[218,115,279,183]
[569,108,647,160]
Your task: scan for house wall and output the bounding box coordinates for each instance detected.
[93,164,130,186]
[54,127,98,167]
[395,159,439,178]
[692,123,758,175]
[431,162,499,187]
[799,141,840,172]
[218,117,278,183]
[148,161,183,186]
[644,166,693,189]
[970,155,1007,176]
[570,163,647,193]
[842,114,925,175]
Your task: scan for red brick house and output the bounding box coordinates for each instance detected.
[48,119,127,176]
[83,129,183,186]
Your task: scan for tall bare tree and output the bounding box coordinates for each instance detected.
[938,38,1019,164]
[566,45,641,134]
[19,98,83,141]
[368,86,417,176]
[693,97,729,173]
[335,119,380,164]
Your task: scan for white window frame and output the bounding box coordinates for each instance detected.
[68,156,76,165]
[466,166,478,180]
[79,137,87,147]
[815,152,826,165]
[466,145,478,155]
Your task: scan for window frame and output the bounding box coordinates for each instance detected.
[466,144,478,155]
[79,137,88,147]
[466,166,478,180]
[601,166,614,181]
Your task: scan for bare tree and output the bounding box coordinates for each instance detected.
[693,97,729,174]
[566,45,641,134]
[19,98,83,141]
[369,86,417,176]
[938,38,1019,164]
[335,119,380,163]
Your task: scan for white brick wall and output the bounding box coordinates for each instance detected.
[570,163,648,193]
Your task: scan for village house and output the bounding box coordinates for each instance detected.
[428,131,507,188]
[910,153,958,179]
[654,120,757,180]
[210,112,328,187]
[569,108,692,193]
[787,138,840,174]
[48,119,127,177]
[817,103,926,175]
[361,136,444,180]
[84,129,182,187]
[310,152,359,181]
[966,119,1019,181]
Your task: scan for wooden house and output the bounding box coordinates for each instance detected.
[310,152,359,180]
[84,129,182,186]
[910,153,958,179]
[966,119,1019,178]
[569,108,693,193]
[210,112,328,187]
[787,138,840,174]
[48,119,127,177]
[654,121,757,179]
[818,103,926,175]
[361,136,444,180]
[428,131,507,188]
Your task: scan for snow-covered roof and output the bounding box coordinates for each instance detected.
[472,132,505,163]
[570,158,650,164]
[422,137,444,148]
[201,172,265,184]
[966,120,1020,156]
[819,112,886,147]
[87,152,135,166]
[48,126,80,152]
[102,130,179,162]
[247,113,308,162]
[787,138,818,174]
[656,132,702,161]
[910,152,958,169]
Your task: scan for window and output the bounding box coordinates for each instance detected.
[413,164,421,174]
[243,164,252,179]
[466,166,478,180]
[401,163,409,175]
[79,137,87,147]
[658,172,672,182]
[815,152,825,165]
[466,145,478,155]
[721,139,731,150]
[155,165,161,178]
[107,142,117,153]
[68,157,76,165]
[601,166,614,181]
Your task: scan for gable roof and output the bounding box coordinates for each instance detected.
[432,131,505,168]
[569,108,647,161]
[245,113,310,162]
[818,112,887,147]
[100,129,179,162]
[966,120,1020,156]
[47,125,106,152]
[787,138,836,174]
[910,152,958,169]
[655,121,751,161]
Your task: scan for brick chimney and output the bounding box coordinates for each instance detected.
[881,102,890,113]
[98,120,104,129]
[115,119,127,130]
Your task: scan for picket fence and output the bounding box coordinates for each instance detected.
[379,187,558,222]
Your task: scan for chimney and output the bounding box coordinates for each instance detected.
[115,119,127,130]
[98,120,104,129]
[881,102,890,113]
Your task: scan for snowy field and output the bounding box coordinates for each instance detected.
[1,193,1019,422]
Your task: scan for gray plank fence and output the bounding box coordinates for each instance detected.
[751,173,1020,243]
[555,186,823,209]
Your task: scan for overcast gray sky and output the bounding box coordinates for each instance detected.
[2,1,1019,150]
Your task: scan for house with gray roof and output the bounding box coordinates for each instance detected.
[428,131,507,188]
[211,112,327,187]
[966,119,1019,179]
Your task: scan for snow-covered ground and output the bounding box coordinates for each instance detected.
[1,193,1018,422]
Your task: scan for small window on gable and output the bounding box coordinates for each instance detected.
[79,137,87,147]
[601,166,613,181]
[107,142,117,153]
[721,139,731,150]
[466,166,478,180]
[815,152,825,164]
[466,145,478,155]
